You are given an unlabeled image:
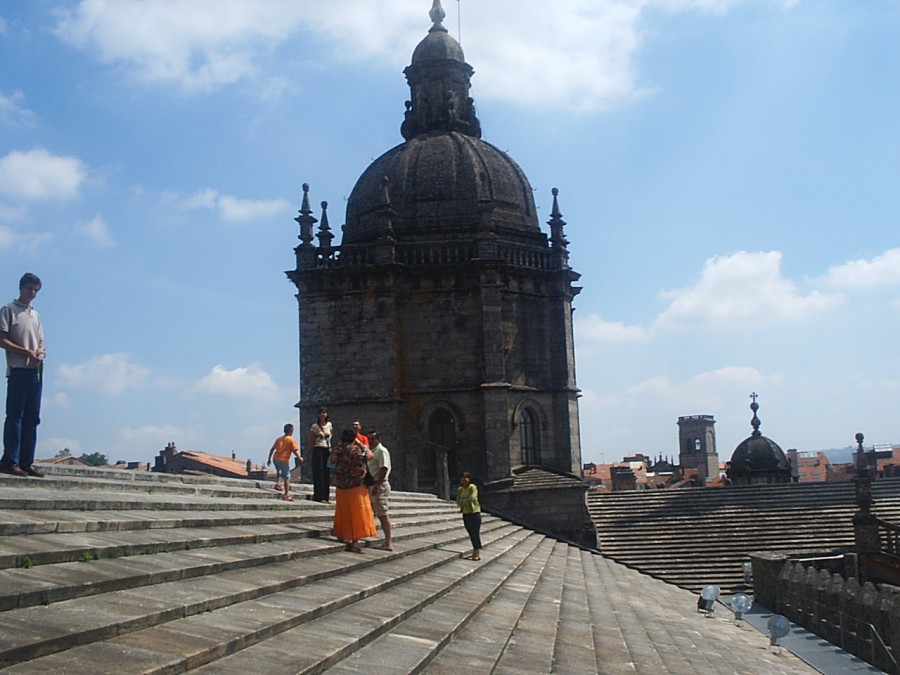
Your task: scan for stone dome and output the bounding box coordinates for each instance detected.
[343,132,540,245]
[411,21,465,64]
[340,1,541,246]
[729,435,789,476]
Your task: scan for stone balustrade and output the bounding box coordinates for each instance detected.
[751,552,900,672]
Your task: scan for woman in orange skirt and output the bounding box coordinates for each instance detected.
[329,428,376,552]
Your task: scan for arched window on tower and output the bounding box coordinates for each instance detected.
[694,438,702,452]
[520,408,539,465]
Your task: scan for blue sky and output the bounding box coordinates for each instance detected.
[1,0,898,468]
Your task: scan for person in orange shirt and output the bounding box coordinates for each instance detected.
[352,419,369,448]
[267,423,302,502]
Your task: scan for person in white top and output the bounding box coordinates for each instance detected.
[367,430,393,551]
[1,273,46,478]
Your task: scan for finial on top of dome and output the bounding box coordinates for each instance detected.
[749,392,761,437]
[429,0,448,33]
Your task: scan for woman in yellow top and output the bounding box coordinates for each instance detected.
[456,471,482,561]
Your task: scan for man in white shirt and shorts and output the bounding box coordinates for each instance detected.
[367,431,393,551]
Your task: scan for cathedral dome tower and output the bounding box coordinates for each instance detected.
[288,0,583,495]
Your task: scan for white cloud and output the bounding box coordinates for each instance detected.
[575,313,649,344]
[40,437,82,456]
[119,424,192,446]
[74,214,116,249]
[0,203,29,222]
[0,148,87,201]
[217,194,291,222]
[57,353,151,395]
[655,250,843,329]
[650,0,742,13]
[181,188,290,222]
[0,224,53,251]
[194,364,279,397]
[460,2,648,111]
[818,248,900,290]
[54,0,313,93]
[50,0,771,111]
[45,392,72,409]
[613,367,764,409]
[0,90,37,126]
[688,365,762,389]
[183,188,218,210]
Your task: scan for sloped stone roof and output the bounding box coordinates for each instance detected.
[483,464,587,492]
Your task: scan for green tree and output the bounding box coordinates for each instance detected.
[78,452,108,467]
[55,448,71,458]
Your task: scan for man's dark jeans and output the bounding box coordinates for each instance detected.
[2,367,42,469]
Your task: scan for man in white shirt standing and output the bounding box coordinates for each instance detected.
[1,273,46,478]
[367,431,393,551]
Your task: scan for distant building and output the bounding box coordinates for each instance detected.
[39,455,88,467]
[795,450,830,483]
[874,445,900,477]
[153,442,261,479]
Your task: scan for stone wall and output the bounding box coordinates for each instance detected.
[292,263,582,490]
[482,478,597,549]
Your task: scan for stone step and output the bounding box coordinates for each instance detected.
[0,508,461,571]
[0,507,323,537]
[580,550,636,674]
[0,513,488,611]
[551,545,601,674]
[12,465,448,507]
[2,525,531,673]
[489,540,568,673]
[0,498,458,538]
[330,535,556,673]
[0,491,298,512]
[0,468,822,673]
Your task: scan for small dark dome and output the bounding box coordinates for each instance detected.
[726,396,792,485]
[343,132,540,245]
[729,435,789,476]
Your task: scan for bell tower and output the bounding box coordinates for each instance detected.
[677,415,719,483]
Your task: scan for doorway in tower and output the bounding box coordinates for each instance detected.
[414,406,459,497]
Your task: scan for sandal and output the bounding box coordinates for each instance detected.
[283,495,294,502]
